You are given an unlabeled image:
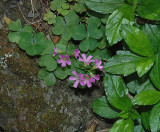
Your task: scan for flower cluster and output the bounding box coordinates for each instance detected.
[53,47,103,88]
[69,49,103,88]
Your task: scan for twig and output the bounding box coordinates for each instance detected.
[17,2,43,25]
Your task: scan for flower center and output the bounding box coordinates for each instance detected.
[63,58,67,61]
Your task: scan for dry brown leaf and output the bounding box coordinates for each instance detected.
[4,16,12,24]
[85,118,98,132]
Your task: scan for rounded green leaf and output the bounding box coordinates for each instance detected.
[133,90,160,105]
[52,17,66,35]
[8,19,22,31]
[54,67,68,80]
[38,69,56,86]
[64,10,79,26]
[72,24,87,40]
[39,55,57,71]
[92,96,120,119]
[56,43,66,52]
[8,32,21,43]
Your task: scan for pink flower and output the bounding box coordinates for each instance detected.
[74,49,80,59]
[69,70,84,88]
[91,74,100,82]
[94,58,103,71]
[83,74,95,88]
[53,46,61,56]
[57,54,71,67]
[79,54,95,65]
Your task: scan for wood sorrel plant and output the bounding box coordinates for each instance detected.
[8,0,160,131]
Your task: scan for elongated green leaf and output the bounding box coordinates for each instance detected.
[109,119,134,132]
[150,102,160,132]
[143,24,160,53]
[38,69,56,86]
[104,74,132,111]
[137,0,160,20]
[84,0,125,14]
[133,90,160,105]
[106,4,135,45]
[92,96,120,119]
[122,25,154,57]
[104,51,142,76]
[150,54,160,90]
[136,56,155,77]
[141,108,151,131]
[39,55,57,71]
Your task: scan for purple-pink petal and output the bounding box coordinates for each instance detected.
[57,59,63,63]
[66,60,71,65]
[61,62,66,67]
[73,80,79,88]
[65,55,69,58]
[72,70,78,76]
[59,54,64,58]
[69,76,77,81]
[81,53,86,60]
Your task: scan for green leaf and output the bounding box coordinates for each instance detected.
[88,23,103,39]
[119,109,139,120]
[136,56,155,77]
[109,119,134,132]
[72,24,87,40]
[39,55,57,71]
[134,118,145,132]
[122,25,154,57]
[38,69,56,86]
[150,102,160,132]
[133,90,160,105]
[141,108,151,131]
[97,38,107,49]
[56,43,66,52]
[8,19,22,31]
[43,10,56,24]
[52,17,66,35]
[73,3,87,14]
[41,41,54,55]
[106,4,135,46]
[104,51,142,76]
[84,0,125,14]
[143,24,160,53]
[64,10,79,26]
[8,32,21,43]
[79,38,97,52]
[87,16,101,27]
[8,23,33,44]
[66,43,76,55]
[92,96,120,119]
[150,54,160,90]
[61,26,75,40]
[19,32,48,56]
[54,67,68,80]
[104,74,132,111]
[50,0,64,11]
[137,0,160,20]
